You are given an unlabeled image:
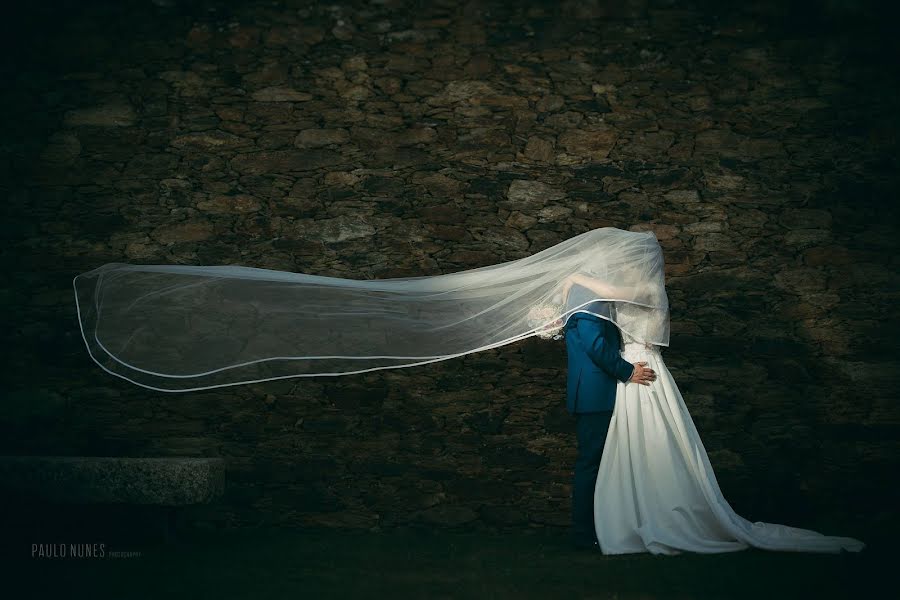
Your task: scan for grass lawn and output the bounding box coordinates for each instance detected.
[9,525,889,599]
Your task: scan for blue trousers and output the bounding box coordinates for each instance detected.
[572,410,614,543]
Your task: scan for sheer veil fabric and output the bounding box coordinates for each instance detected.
[73,227,667,392]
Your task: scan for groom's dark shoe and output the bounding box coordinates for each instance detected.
[571,533,600,551]
[573,538,599,551]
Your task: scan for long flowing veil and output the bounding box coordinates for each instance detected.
[73,227,668,392]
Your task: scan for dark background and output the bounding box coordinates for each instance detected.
[1,0,897,547]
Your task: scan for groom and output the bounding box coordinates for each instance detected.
[564,301,656,550]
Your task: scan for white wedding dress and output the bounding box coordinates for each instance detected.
[592,332,867,555]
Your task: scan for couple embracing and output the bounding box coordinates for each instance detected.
[563,275,865,555]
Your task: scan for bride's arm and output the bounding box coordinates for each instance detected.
[563,273,634,299]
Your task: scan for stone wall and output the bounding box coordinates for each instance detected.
[2,0,897,539]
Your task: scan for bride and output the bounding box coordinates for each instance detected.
[73,227,866,555]
[559,272,866,555]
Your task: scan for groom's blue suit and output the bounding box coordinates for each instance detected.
[564,302,635,548]
[564,307,635,414]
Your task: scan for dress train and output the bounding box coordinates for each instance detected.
[593,341,866,555]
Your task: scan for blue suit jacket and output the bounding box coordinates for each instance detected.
[565,308,635,414]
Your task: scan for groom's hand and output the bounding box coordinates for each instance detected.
[629,362,656,386]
